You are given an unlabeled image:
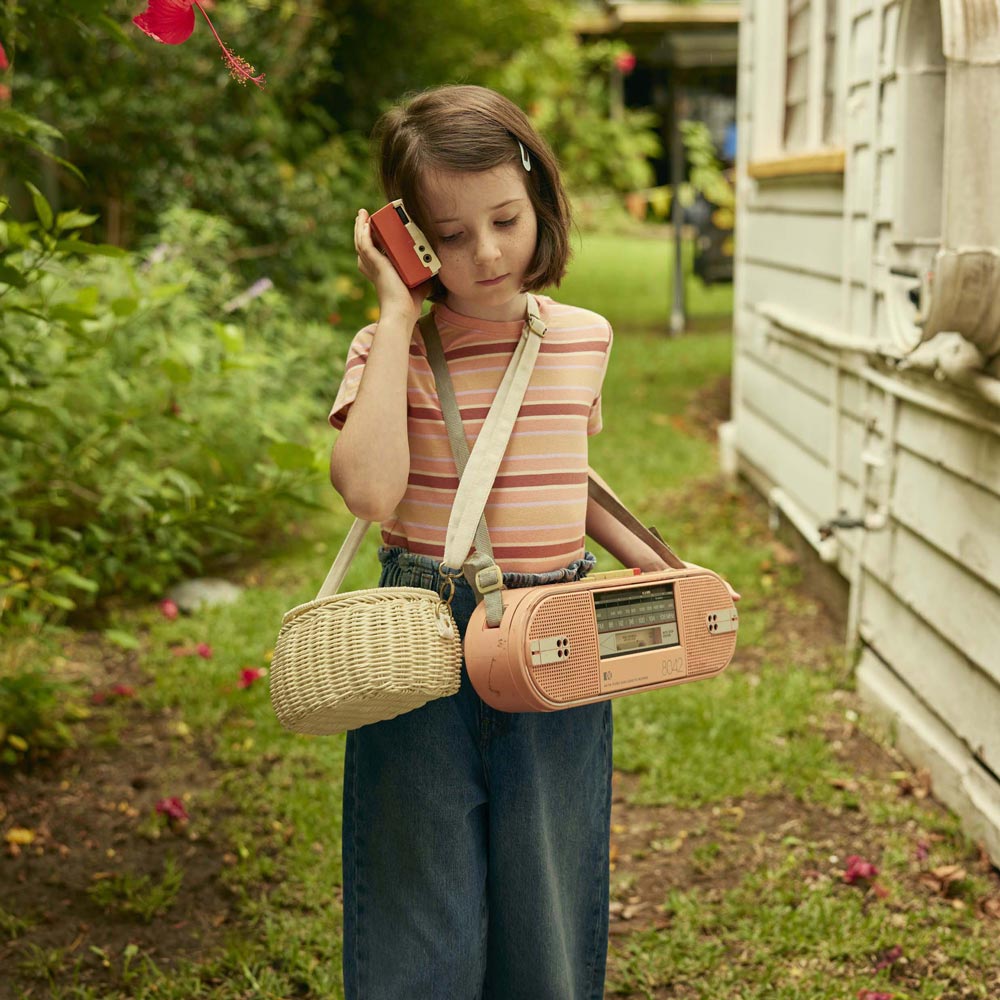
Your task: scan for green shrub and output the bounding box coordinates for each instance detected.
[0,668,79,766]
[1,192,357,623]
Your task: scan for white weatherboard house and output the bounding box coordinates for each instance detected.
[729,0,1000,860]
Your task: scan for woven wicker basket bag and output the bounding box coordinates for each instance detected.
[271,578,462,735]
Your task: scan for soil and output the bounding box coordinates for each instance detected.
[2,375,997,998]
[0,643,241,996]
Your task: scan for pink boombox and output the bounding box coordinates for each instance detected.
[464,565,738,712]
[369,199,442,288]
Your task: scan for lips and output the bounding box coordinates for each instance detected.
[477,274,509,286]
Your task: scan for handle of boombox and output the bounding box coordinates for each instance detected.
[585,475,687,571]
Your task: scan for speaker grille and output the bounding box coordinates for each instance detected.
[527,593,601,703]
[677,577,737,675]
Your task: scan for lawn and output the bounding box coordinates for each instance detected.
[1,231,998,999]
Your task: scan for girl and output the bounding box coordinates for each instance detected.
[328,84,721,1000]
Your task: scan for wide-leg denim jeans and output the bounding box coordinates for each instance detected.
[341,548,613,1000]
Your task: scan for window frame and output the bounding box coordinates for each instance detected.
[749,0,846,178]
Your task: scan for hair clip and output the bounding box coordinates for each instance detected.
[518,140,532,172]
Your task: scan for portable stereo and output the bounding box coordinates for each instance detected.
[369,199,442,288]
[464,565,738,712]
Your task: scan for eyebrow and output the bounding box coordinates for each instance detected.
[432,198,524,225]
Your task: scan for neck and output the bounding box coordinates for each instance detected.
[443,292,528,323]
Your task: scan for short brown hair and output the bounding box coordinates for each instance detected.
[372,85,572,298]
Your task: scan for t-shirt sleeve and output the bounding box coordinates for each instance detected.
[328,324,377,431]
[587,319,614,436]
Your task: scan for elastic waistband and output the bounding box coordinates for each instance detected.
[377,547,597,593]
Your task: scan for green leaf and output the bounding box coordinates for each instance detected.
[55,239,126,258]
[215,323,245,354]
[55,210,100,233]
[111,297,139,318]
[35,589,76,611]
[53,568,99,593]
[160,358,192,385]
[0,420,31,441]
[0,264,28,289]
[25,183,54,231]
[103,629,140,650]
[268,441,316,471]
[49,303,95,325]
[0,108,63,142]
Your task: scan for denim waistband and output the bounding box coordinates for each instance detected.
[377,547,597,594]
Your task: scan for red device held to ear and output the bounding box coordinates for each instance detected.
[369,199,442,288]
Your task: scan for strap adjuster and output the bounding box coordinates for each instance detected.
[525,315,547,339]
[475,564,504,595]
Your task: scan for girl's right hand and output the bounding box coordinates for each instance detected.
[354,209,432,326]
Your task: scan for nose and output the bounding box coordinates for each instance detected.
[473,231,502,265]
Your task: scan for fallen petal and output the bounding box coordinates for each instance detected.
[159,598,180,620]
[155,796,190,823]
[133,0,196,45]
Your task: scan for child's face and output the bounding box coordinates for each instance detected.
[420,164,538,322]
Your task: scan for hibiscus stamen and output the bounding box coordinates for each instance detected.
[191,1,265,88]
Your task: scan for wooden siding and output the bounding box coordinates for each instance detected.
[861,575,1000,774]
[735,0,1000,861]
[741,210,844,278]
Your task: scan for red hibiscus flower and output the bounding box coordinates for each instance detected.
[615,51,637,75]
[132,1,265,88]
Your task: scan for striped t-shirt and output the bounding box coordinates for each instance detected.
[329,296,613,573]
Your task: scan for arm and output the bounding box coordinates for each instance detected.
[329,209,432,522]
[585,467,741,600]
[585,468,666,572]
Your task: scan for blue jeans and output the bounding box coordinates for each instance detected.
[342,548,612,1000]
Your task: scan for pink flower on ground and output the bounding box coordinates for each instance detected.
[155,796,189,823]
[843,854,879,884]
[857,991,894,1000]
[132,0,265,88]
[874,945,903,972]
[196,642,213,659]
[159,598,179,620]
[237,667,266,689]
[615,51,637,75]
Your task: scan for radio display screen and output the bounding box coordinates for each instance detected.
[594,583,680,658]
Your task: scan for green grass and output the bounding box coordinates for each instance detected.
[3,230,999,999]
[560,229,733,330]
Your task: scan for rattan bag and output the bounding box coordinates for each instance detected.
[270,556,462,735]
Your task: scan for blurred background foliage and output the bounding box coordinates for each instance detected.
[0,0,661,625]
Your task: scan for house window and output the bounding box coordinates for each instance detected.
[749,0,845,174]
[784,0,812,149]
[782,0,841,151]
[822,0,840,144]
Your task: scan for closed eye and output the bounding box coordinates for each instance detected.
[496,217,517,227]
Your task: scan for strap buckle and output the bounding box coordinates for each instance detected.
[525,314,547,339]
[474,564,504,596]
